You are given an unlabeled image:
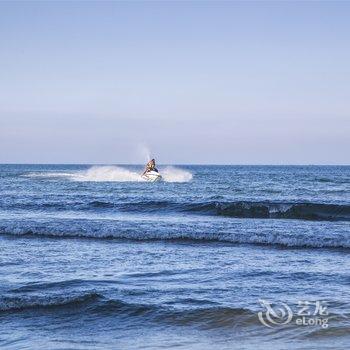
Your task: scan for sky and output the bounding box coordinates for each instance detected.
[0,1,349,164]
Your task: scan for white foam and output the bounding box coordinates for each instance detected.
[22,172,73,178]
[72,166,142,182]
[23,166,193,183]
[1,220,349,249]
[161,166,193,183]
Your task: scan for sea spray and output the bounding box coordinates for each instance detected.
[73,166,193,183]
[24,166,193,183]
[161,166,193,183]
[138,144,152,162]
[72,166,142,182]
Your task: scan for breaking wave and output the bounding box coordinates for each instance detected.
[0,216,349,248]
[0,289,256,329]
[4,199,349,222]
[1,283,348,332]
[206,201,350,221]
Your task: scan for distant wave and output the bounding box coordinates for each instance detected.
[0,292,100,312]
[111,200,350,221]
[208,201,350,221]
[23,166,192,183]
[315,177,350,184]
[4,199,349,222]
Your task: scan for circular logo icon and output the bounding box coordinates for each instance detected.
[258,299,293,328]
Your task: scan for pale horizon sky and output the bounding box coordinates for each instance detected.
[0,1,349,164]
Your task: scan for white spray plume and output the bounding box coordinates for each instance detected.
[72,166,142,182]
[160,166,193,182]
[137,144,151,163]
[24,166,193,183]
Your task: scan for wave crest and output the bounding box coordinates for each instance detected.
[0,292,100,312]
[1,218,349,248]
[212,201,350,221]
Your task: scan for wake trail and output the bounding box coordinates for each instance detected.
[24,166,193,183]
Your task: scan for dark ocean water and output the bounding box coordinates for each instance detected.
[0,164,349,349]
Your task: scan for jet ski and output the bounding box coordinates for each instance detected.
[141,170,162,182]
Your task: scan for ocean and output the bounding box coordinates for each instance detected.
[0,164,349,349]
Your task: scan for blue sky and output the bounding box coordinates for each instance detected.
[0,1,349,164]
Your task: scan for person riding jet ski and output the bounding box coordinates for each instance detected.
[141,159,162,182]
[142,159,158,176]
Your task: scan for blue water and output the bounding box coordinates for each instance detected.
[0,164,349,349]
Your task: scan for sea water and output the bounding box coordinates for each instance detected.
[0,164,349,349]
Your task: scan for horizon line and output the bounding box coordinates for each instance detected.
[0,163,349,167]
